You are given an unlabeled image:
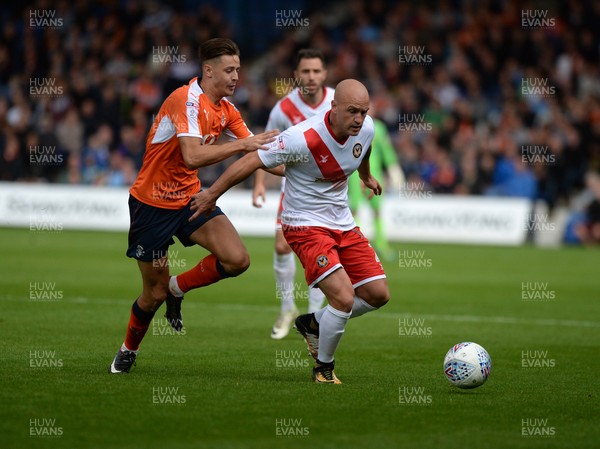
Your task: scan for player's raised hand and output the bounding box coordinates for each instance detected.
[188,190,218,222]
[240,130,280,152]
[252,181,266,208]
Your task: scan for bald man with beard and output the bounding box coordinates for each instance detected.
[189,79,391,383]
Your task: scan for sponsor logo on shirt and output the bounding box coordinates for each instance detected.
[314,175,347,183]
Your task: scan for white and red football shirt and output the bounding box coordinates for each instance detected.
[266,86,334,194]
[257,110,375,230]
[266,86,335,132]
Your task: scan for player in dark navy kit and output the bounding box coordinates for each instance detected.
[109,38,278,373]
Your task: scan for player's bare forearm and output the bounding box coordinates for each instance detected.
[358,148,382,196]
[263,165,285,176]
[179,130,279,170]
[252,164,284,208]
[179,137,243,169]
[254,168,267,188]
[358,148,373,183]
[252,169,266,208]
[212,152,265,198]
[189,152,265,221]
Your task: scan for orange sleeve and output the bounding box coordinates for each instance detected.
[222,102,253,141]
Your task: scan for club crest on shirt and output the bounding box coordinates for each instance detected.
[319,155,329,164]
[221,113,226,126]
[317,255,329,268]
[352,143,363,158]
[278,136,285,150]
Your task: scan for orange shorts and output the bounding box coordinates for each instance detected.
[283,225,386,288]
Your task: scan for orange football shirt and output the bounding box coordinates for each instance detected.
[130,77,252,209]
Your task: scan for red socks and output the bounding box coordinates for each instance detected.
[122,256,230,351]
[124,299,155,351]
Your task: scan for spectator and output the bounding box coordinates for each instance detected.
[115,122,144,171]
[56,106,84,156]
[0,0,596,218]
[81,124,112,185]
[573,171,600,245]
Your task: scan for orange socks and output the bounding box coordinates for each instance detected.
[176,254,230,293]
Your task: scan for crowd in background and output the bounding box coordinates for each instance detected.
[1,0,599,225]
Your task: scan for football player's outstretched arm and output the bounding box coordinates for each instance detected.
[358,147,382,197]
[252,169,267,208]
[179,130,279,169]
[252,164,285,207]
[188,152,267,221]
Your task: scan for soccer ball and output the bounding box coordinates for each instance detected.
[443,342,492,389]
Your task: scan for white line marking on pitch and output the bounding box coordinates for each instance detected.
[4,295,599,328]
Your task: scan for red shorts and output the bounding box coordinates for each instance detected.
[275,192,284,230]
[283,226,386,288]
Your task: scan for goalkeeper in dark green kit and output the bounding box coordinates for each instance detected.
[348,115,404,261]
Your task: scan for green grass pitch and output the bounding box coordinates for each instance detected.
[0,227,598,449]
